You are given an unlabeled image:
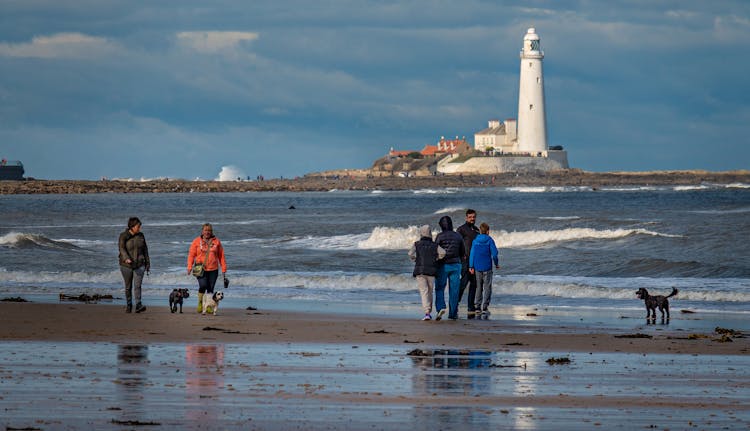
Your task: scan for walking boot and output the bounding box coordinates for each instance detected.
[197,292,204,313]
[135,303,147,313]
[126,303,132,313]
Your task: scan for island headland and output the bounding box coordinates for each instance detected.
[0,169,748,194]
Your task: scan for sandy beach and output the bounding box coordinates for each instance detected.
[1,302,748,430]
[1,302,748,355]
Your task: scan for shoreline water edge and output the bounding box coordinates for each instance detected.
[1,169,749,194]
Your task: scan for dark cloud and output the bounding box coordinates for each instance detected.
[1,1,749,179]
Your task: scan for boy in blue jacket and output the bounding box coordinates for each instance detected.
[468,222,499,316]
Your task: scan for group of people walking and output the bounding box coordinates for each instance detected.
[409,209,499,321]
[118,211,493,319]
[118,218,227,314]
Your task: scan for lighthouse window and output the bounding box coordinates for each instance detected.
[537,77,540,83]
[529,62,532,67]
[529,104,534,110]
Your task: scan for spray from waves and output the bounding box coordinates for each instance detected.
[0,232,82,250]
[539,216,581,220]
[216,165,246,181]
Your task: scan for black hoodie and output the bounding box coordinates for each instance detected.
[435,216,466,265]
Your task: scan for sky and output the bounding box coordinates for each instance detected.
[1,1,749,180]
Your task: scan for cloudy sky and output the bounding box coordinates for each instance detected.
[1,1,748,180]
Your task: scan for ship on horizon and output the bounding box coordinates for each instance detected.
[0,159,25,180]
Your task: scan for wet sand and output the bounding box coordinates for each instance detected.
[1,303,748,430]
[1,303,748,355]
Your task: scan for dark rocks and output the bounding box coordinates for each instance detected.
[1,170,748,194]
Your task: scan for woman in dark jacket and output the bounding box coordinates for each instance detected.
[118,217,150,313]
[434,216,466,320]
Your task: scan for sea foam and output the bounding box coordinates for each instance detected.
[2,269,748,304]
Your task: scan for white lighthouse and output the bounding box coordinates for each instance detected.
[516,27,547,154]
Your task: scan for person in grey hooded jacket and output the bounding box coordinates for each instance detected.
[409,225,446,320]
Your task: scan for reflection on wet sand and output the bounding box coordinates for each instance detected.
[0,342,746,430]
[411,350,495,426]
[185,344,225,425]
[116,345,148,421]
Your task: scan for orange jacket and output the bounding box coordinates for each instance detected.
[187,236,227,273]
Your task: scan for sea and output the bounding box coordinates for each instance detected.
[1,183,749,320]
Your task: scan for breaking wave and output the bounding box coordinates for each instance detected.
[413,188,460,194]
[278,226,681,251]
[433,206,466,215]
[0,233,82,250]
[498,227,681,248]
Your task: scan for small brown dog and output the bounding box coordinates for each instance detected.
[636,287,678,320]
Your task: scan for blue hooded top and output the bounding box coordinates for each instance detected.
[468,233,499,272]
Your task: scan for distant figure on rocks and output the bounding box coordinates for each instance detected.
[434,216,466,320]
[118,217,150,313]
[408,225,446,321]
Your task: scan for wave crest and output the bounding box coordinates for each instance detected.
[351,226,681,250]
[0,232,81,250]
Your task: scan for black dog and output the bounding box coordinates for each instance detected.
[169,288,190,313]
[636,287,678,320]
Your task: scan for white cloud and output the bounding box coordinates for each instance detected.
[176,31,259,53]
[714,14,750,42]
[0,33,116,58]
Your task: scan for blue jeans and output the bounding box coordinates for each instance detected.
[435,263,462,319]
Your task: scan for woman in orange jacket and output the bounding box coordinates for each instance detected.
[187,223,227,313]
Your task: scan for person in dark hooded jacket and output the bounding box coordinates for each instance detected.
[118,217,150,313]
[434,215,466,320]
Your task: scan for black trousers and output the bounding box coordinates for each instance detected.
[459,260,477,312]
[197,269,219,294]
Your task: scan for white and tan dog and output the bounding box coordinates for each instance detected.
[202,291,224,315]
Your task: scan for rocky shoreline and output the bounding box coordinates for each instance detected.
[1,170,748,194]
